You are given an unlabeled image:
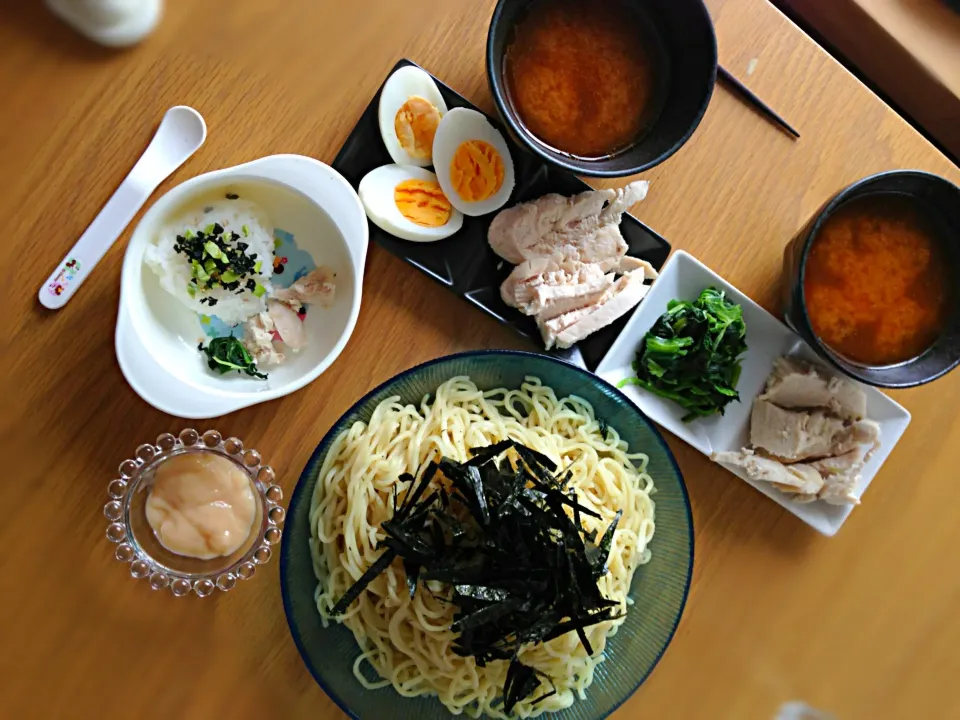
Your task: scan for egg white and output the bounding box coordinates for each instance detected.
[432,108,516,217]
[358,164,464,243]
[378,66,448,168]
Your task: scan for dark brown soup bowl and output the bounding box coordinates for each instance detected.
[783,170,960,388]
[486,0,717,178]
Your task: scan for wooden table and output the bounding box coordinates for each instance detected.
[3,1,959,718]
[779,0,960,161]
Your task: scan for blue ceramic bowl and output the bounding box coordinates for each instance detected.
[280,351,694,719]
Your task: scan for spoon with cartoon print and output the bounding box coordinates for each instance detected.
[39,106,206,310]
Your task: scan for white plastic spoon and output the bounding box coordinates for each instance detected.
[39,105,206,310]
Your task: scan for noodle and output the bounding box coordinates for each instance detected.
[309,377,656,718]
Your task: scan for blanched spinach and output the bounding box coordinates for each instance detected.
[621,287,747,421]
[198,337,268,380]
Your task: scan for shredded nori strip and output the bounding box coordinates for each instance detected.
[598,418,611,442]
[328,439,629,714]
[330,548,398,615]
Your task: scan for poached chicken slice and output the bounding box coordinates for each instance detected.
[712,449,825,497]
[539,269,650,350]
[272,267,336,308]
[242,312,285,367]
[488,181,648,266]
[750,399,880,463]
[760,357,866,421]
[490,181,654,350]
[500,256,614,317]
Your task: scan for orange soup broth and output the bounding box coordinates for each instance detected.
[503,0,665,159]
[803,193,954,366]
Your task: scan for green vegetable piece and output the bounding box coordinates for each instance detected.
[184,229,195,239]
[203,223,215,235]
[204,241,223,260]
[192,260,210,282]
[242,224,250,237]
[628,286,747,422]
[197,337,267,380]
[186,284,196,298]
[254,260,262,273]
[221,270,240,284]
[253,283,266,297]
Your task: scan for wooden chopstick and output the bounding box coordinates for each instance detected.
[717,64,800,139]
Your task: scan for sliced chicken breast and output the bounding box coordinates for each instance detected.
[488,189,617,263]
[500,256,612,315]
[617,255,659,278]
[532,273,615,321]
[578,224,629,271]
[267,300,306,350]
[540,269,650,350]
[492,182,655,351]
[500,255,563,309]
[816,472,861,505]
[272,266,336,308]
[749,399,850,462]
[488,181,648,265]
[242,312,285,366]
[598,180,649,226]
[809,448,865,505]
[712,449,825,496]
[760,357,866,421]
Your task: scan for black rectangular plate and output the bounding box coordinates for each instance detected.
[332,59,672,370]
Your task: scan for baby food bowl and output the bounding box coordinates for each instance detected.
[116,154,368,419]
[104,429,285,597]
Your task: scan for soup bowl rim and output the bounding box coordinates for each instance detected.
[485,0,718,178]
[795,168,960,386]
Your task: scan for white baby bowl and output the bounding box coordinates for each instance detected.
[116,154,368,419]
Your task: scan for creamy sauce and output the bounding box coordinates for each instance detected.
[804,193,953,366]
[503,0,664,159]
[145,453,257,560]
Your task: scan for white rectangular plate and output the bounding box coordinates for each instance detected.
[596,251,911,536]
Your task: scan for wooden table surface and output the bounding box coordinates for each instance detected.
[3,1,959,719]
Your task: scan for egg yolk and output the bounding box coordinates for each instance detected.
[394,179,452,227]
[395,96,441,160]
[449,140,504,203]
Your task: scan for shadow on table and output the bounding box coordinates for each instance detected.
[670,439,822,557]
[0,2,121,61]
[27,279,283,487]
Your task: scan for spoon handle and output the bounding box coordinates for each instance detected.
[38,106,206,310]
[38,166,152,310]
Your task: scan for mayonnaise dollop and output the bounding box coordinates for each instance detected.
[145,453,256,560]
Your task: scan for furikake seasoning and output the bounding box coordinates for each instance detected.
[173,222,265,300]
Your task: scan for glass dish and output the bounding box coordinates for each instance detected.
[104,429,285,597]
[280,350,694,720]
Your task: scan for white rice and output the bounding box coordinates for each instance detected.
[145,197,276,326]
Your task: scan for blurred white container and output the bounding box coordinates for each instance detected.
[46,0,162,47]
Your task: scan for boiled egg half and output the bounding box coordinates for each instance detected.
[433,108,515,217]
[378,66,448,167]
[359,165,464,242]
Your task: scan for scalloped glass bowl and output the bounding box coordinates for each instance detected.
[104,429,285,597]
[280,350,694,719]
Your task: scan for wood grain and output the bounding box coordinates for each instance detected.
[2,1,959,719]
